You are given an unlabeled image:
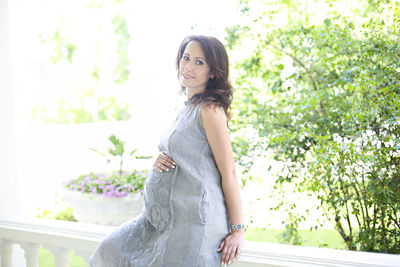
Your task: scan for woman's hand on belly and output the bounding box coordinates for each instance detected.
[153,151,176,173]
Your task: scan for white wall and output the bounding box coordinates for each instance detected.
[0,0,21,216]
[1,1,26,265]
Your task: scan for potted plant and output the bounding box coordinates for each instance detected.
[62,134,151,226]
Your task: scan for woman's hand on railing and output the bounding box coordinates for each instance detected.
[218,230,245,265]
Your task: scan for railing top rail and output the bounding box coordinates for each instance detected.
[0,214,115,251]
[1,214,399,267]
[0,214,114,240]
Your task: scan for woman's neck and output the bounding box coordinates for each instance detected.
[187,87,205,100]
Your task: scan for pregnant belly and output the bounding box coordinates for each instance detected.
[143,168,177,233]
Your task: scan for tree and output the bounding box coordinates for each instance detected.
[33,0,132,124]
[226,0,400,252]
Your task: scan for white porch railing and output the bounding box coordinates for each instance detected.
[0,215,399,267]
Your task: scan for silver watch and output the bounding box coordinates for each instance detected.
[231,224,245,230]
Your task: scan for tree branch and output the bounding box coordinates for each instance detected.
[270,43,326,115]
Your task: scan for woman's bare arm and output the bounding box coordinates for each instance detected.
[201,104,244,265]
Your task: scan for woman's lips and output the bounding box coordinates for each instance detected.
[182,73,194,79]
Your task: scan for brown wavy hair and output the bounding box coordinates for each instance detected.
[176,35,233,120]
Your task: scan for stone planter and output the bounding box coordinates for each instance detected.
[62,189,143,226]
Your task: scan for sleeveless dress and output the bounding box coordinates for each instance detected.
[89,101,230,267]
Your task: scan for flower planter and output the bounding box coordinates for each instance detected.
[62,189,143,226]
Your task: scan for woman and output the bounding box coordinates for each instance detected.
[89,35,244,267]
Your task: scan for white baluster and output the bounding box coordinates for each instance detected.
[74,250,92,264]
[20,242,41,267]
[0,239,13,267]
[47,246,71,267]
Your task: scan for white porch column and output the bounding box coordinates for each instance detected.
[20,242,40,267]
[47,246,72,267]
[0,0,21,216]
[0,239,14,267]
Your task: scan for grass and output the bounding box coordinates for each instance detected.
[245,228,347,249]
[38,228,346,266]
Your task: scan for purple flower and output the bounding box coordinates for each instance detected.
[106,184,115,190]
[89,186,97,193]
[118,191,128,197]
[64,170,148,197]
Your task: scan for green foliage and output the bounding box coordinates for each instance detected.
[36,208,53,219]
[34,1,133,124]
[227,0,400,253]
[30,88,131,124]
[97,96,131,122]
[40,30,77,64]
[89,134,152,175]
[280,212,303,245]
[53,206,76,221]
[36,206,77,222]
[111,14,131,84]
[40,3,131,85]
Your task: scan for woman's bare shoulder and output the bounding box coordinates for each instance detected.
[200,103,227,128]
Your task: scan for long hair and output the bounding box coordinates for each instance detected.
[176,35,233,120]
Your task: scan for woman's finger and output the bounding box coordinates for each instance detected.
[153,163,162,172]
[235,247,241,260]
[155,161,169,172]
[222,246,232,264]
[217,240,225,252]
[153,159,167,172]
[159,157,175,168]
[160,152,175,167]
[228,247,237,264]
[161,151,175,162]
[159,158,173,171]
[153,152,176,172]
[225,246,236,264]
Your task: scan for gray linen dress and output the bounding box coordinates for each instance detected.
[89,101,230,267]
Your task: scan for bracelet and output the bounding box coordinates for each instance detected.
[231,224,245,231]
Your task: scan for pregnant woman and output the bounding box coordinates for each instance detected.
[89,35,244,267]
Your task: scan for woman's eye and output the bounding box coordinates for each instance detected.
[183,55,189,61]
[196,60,204,65]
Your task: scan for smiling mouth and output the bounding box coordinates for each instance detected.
[182,73,194,79]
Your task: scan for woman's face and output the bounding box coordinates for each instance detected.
[179,41,213,94]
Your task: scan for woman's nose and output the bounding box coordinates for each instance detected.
[184,61,194,72]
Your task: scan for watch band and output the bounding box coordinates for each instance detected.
[231,224,245,230]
